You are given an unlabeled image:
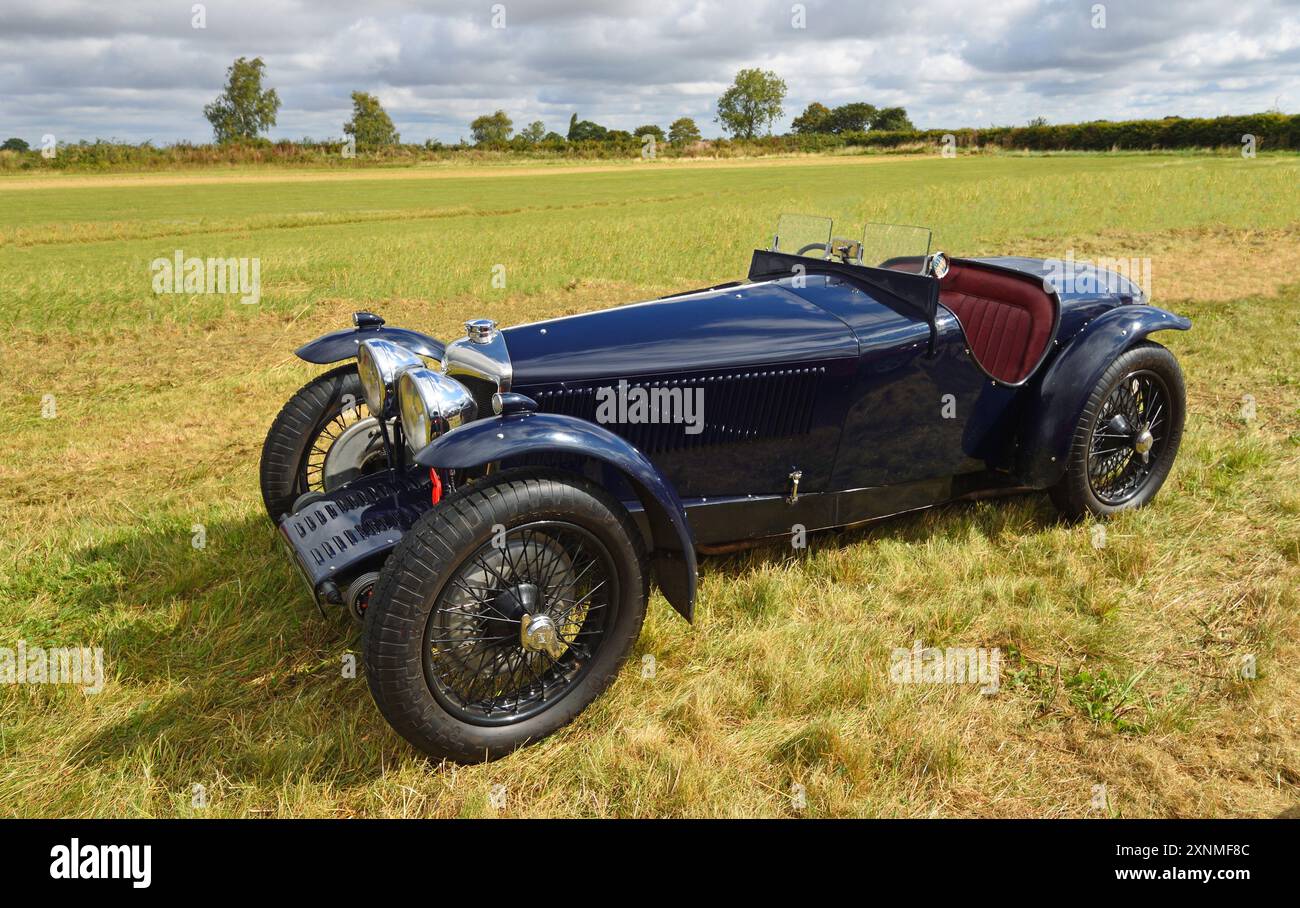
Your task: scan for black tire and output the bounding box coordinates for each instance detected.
[1049,341,1185,519]
[363,470,648,763]
[258,365,368,521]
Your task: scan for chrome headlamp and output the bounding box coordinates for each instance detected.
[397,367,478,452]
[356,339,423,417]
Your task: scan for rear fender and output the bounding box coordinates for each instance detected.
[1019,305,1190,487]
[415,412,698,622]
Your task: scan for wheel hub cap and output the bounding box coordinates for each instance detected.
[520,613,567,660]
[1133,427,1154,462]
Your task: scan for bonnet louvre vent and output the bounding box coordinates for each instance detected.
[531,367,824,454]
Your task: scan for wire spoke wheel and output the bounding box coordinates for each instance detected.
[422,520,619,726]
[261,364,374,521]
[298,400,397,497]
[1049,342,1185,520]
[364,471,647,763]
[1087,369,1170,506]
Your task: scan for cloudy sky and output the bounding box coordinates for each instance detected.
[2,0,1298,145]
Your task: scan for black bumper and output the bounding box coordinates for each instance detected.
[277,469,433,601]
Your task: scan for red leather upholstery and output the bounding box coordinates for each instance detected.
[939,264,1055,384]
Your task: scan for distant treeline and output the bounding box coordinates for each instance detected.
[2,113,1296,172]
[833,112,1300,152]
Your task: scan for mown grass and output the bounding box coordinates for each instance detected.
[0,153,1297,817]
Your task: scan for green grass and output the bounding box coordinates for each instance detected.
[0,153,1297,817]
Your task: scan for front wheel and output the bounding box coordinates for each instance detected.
[1049,341,1186,519]
[363,471,648,763]
[258,365,388,521]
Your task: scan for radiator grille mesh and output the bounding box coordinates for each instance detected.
[530,367,824,454]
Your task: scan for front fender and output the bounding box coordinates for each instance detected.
[415,413,698,622]
[296,325,445,365]
[1019,304,1191,487]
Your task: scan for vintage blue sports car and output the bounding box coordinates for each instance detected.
[260,217,1189,762]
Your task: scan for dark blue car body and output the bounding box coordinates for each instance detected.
[281,249,1189,623]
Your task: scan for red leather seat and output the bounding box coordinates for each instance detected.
[939,264,1055,384]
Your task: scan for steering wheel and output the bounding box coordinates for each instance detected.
[796,242,831,258]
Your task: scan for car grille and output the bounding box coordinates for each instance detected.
[529,366,825,454]
[278,469,432,593]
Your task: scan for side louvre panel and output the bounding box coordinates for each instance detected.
[528,366,825,455]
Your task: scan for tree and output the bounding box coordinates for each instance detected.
[203,56,281,143]
[519,121,547,143]
[634,124,665,142]
[470,109,513,144]
[715,68,786,139]
[1026,116,1049,128]
[343,91,399,149]
[1,137,29,152]
[825,102,877,134]
[791,102,832,134]
[567,113,579,139]
[568,119,609,141]
[668,117,702,146]
[870,107,915,131]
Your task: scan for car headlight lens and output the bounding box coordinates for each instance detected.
[397,367,478,452]
[357,339,423,417]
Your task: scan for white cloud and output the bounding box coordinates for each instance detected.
[0,0,1296,144]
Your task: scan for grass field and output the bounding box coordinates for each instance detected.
[1,152,1297,817]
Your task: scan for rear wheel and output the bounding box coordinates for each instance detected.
[363,471,648,763]
[258,365,388,521]
[1049,342,1185,519]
